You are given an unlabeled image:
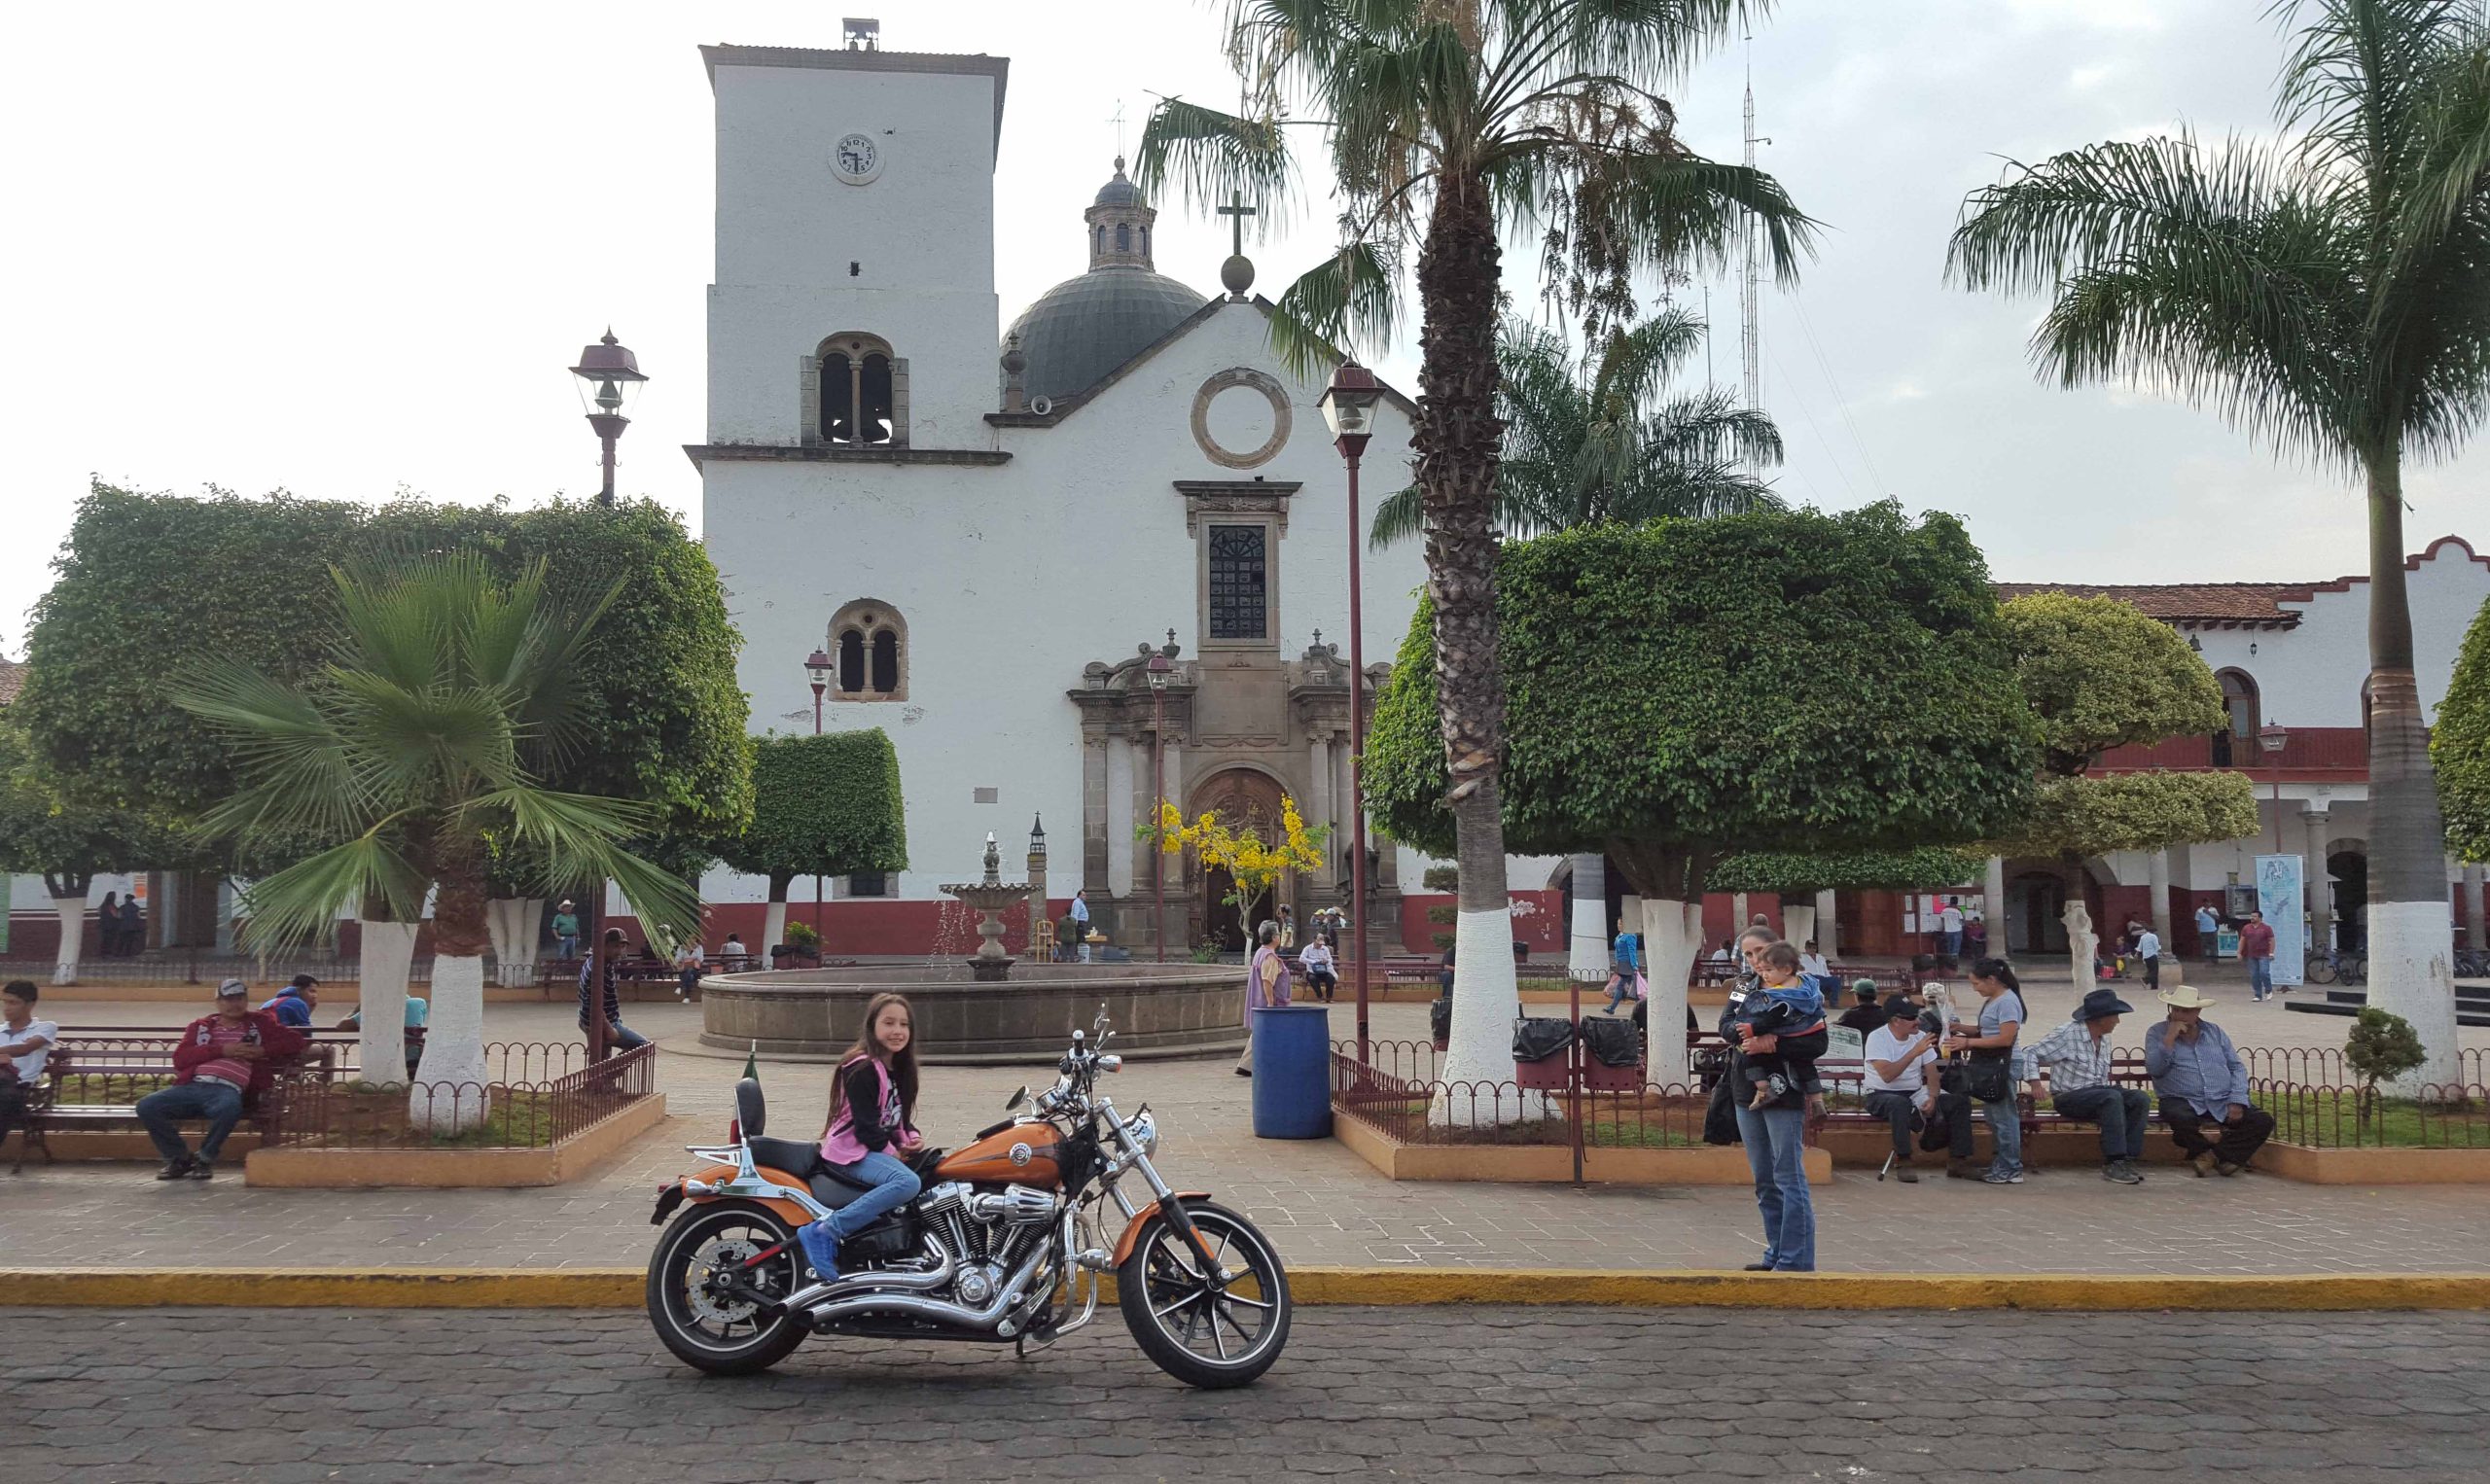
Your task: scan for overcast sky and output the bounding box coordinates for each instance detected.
[4,0,2482,656]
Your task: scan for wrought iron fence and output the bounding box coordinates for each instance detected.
[0,952,462,986]
[260,1042,655,1149]
[2254,1077,2490,1149]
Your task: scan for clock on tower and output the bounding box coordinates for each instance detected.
[833,132,882,185]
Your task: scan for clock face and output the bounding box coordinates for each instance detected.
[833,132,881,185]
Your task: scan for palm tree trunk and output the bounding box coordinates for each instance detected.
[2362,452,2459,1090]
[1419,169,1522,1101]
[417,834,492,1132]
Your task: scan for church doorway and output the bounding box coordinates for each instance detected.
[2006,870,2067,955]
[2328,849,2368,952]
[1189,767,1289,955]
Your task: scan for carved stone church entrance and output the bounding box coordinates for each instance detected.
[1191,766,1286,950]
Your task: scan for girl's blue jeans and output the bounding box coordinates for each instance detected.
[815,1150,921,1239]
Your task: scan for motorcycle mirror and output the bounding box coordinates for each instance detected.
[1006,1085,1029,1112]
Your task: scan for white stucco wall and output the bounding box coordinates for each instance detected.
[2187,535,2489,728]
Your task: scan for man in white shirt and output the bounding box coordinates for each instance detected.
[1797,940,1832,977]
[1861,995,1939,1183]
[1,980,60,1161]
[2194,903,2221,964]
[2133,926,2163,990]
[674,936,706,1002]
[1938,901,1966,959]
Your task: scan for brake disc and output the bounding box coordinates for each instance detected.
[688,1236,763,1325]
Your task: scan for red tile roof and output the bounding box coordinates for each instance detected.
[0,658,24,706]
[1990,582,2302,624]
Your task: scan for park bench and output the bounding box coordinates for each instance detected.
[1812,1052,2164,1159]
[9,1031,348,1169]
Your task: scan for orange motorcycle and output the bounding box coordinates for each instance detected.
[646,1007,1291,1388]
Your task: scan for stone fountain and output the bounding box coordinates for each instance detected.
[942,832,1028,982]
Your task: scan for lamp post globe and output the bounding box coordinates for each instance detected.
[569,329,649,506]
[804,646,834,734]
[2259,722,2290,853]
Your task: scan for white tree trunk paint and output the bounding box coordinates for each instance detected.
[1782,901,1816,955]
[50,897,86,986]
[413,954,489,1134]
[357,920,422,1086]
[2367,900,2459,1092]
[2063,898,2098,1005]
[484,898,545,988]
[1567,853,1607,982]
[1640,897,1700,1086]
[763,897,789,956]
[1435,906,1524,1120]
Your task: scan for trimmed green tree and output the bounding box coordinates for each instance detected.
[716,732,909,956]
[0,720,177,984]
[1365,505,2038,1089]
[1991,593,2259,1001]
[2436,594,2490,864]
[1948,0,2490,1084]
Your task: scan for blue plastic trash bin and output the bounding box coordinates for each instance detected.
[1250,1005,1334,1139]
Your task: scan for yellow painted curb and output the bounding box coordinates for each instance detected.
[8,1266,2489,1312]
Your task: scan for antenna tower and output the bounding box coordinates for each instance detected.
[1739,42,1764,457]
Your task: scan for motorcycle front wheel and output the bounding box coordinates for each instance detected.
[1116,1198,1291,1389]
[647,1199,809,1375]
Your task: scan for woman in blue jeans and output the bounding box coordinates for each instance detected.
[1720,930,1824,1271]
[796,993,926,1280]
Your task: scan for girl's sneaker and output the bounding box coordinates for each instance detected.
[1981,1167,2024,1184]
[796,1221,841,1280]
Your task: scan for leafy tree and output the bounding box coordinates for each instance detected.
[1365,505,2037,1061]
[715,731,909,956]
[1370,311,1782,547]
[1143,797,1331,939]
[2345,1005,2430,1113]
[1140,0,1815,1091]
[2435,594,2490,862]
[173,552,699,1124]
[1992,594,2259,999]
[1947,0,2490,1082]
[0,720,177,984]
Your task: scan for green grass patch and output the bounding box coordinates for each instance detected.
[2276,1089,2490,1148]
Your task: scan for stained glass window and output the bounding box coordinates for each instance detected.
[1207,524,1267,639]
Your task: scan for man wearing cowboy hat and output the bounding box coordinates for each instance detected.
[2143,985,2274,1176]
[2027,987,2153,1184]
[551,900,581,962]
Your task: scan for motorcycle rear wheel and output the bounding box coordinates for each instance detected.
[647,1199,808,1375]
[1116,1199,1290,1389]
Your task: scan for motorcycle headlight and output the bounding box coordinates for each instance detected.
[1126,1110,1159,1158]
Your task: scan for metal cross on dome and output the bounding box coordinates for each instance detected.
[1218,192,1257,256]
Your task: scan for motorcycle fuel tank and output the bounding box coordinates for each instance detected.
[933,1121,1063,1186]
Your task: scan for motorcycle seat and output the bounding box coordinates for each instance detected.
[743,1135,878,1208]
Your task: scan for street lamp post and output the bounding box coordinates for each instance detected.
[1319,361,1384,1068]
[1147,645,1173,964]
[2259,721,2290,855]
[569,330,648,507]
[804,646,835,953]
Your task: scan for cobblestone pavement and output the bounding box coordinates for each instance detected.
[10,1306,2490,1482]
[9,996,2489,1276]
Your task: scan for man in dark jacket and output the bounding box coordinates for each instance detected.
[260,974,319,1028]
[135,978,307,1180]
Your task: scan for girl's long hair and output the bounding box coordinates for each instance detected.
[1970,958,2019,993]
[824,991,921,1133]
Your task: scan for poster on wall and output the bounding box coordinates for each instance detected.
[2255,854,2305,988]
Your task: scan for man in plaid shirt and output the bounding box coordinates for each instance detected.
[2028,987,2152,1186]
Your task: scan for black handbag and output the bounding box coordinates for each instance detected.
[1960,1052,2012,1103]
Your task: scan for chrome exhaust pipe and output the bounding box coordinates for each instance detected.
[799,1241,1052,1333]
[778,1235,957,1311]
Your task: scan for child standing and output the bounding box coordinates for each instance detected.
[795,992,926,1281]
[1739,941,1829,1109]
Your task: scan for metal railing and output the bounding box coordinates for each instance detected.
[260,1042,656,1150]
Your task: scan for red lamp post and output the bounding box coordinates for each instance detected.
[2259,721,2289,855]
[1147,645,1173,963]
[1319,361,1384,1068]
[568,330,648,507]
[804,646,835,950]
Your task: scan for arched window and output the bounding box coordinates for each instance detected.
[810,334,906,447]
[1095,226,1106,254]
[2212,669,2258,767]
[827,601,907,702]
[1116,222,1131,252]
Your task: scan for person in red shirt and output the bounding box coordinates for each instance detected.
[135,978,306,1181]
[2238,910,2279,1002]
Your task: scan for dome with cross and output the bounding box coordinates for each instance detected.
[1003,158,1209,405]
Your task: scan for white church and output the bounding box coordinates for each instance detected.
[691,37,1515,956]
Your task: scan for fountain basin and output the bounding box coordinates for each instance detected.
[696,960,1248,1064]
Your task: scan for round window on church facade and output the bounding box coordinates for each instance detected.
[1191,368,1293,470]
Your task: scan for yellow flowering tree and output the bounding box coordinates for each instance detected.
[1144,797,1330,938]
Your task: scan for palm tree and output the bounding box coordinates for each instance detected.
[1369,309,1782,545]
[1139,0,1813,1092]
[174,551,698,1127]
[1947,0,2489,1085]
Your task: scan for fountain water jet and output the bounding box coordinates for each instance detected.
[942,833,1031,982]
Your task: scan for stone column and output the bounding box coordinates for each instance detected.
[1814,889,1839,960]
[2148,849,2175,960]
[2303,810,2332,953]
[1982,856,2008,958]
[1106,735,1136,898]
[2466,862,2486,952]
[1082,738,1111,897]
[1308,732,1334,870]
[1731,893,1749,929]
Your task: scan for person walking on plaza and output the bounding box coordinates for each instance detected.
[2195,902,2222,964]
[1945,958,2028,1184]
[1938,899,1965,960]
[552,900,581,961]
[580,928,650,1050]
[97,891,123,957]
[118,893,144,958]
[1863,995,1939,1182]
[1,981,59,1161]
[1071,890,1092,963]
[2028,987,2152,1185]
[2238,909,2278,1002]
[2144,986,2276,1176]
[1234,920,1291,1078]
[2132,924,2163,991]
[260,974,318,1028]
[136,978,304,1181]
[1603,925,1642,1013]
[1720,932,1821,1270]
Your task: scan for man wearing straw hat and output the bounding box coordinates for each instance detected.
[2142,984,2275,1176]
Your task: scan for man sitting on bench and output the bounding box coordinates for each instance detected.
[1861,995,1939,1183]
[2027,987,2152,1186]
[136,978,306,1182]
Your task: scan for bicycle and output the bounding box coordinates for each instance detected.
[2306,948,2366,986]
[2456,946,2490,978]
